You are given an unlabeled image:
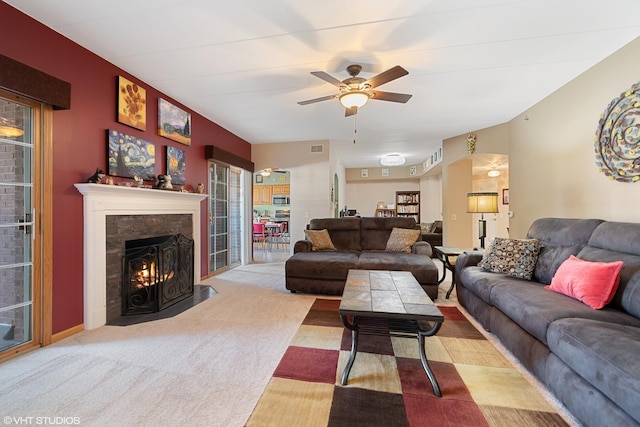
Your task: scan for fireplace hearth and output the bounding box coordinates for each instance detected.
[123,234,194,316]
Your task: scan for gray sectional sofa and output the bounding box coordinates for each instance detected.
[285,217,439,298]
[455,218,640,427]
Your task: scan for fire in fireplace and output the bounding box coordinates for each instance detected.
[122,234,194,316]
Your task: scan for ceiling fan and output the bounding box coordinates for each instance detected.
[298,64,412,117]
[258,168,287,177]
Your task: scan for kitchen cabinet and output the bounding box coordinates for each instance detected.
[253,185,272,205]
[272,184,290,195]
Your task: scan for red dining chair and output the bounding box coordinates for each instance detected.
[252,222,267,250]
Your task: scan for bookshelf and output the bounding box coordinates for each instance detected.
[395,191,420,223]
[375,208,396,218]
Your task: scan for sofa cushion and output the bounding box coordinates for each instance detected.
[304,229,336,251]
[579,221,640,318]
[456,265,514,305]
[526,218,604,284]
[479,237,542,279]
[547,318,640,423]
[385,227,421,252]
[309,217,361,251]
[285,251,359,281]
[360,217,418,251]
[545,255,623,309]
[357,251,438,285]
[490,281,640,345]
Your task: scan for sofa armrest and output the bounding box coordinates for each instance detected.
[421,233,443,247]
[455,250,484,273]
[412,241,433,257]
[293,240,312,253]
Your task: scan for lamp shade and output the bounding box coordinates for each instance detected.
[467,192,499,213]
[339,91,370,109]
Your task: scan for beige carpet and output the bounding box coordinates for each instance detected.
[0,262,579,426]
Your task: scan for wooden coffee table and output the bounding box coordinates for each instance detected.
[338,269,445,397]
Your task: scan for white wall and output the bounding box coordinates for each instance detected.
[509,36,640,237]
[345,180,419,218]
[420,174,442,223]
[252,140,336,248]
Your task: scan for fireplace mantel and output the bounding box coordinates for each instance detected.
[75,183,208,329]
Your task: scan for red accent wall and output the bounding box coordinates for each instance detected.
[1,3,252,334]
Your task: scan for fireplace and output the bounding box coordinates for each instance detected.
[75,183,208,330]
[123,234,194,316]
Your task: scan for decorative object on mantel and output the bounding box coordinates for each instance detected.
[595,80,640,183]
[155,174,173,189]
[196,183,205,194]
[107,129,156,180]
[86,168,105,183]
[117,76,146,131]
[466,133,477,154]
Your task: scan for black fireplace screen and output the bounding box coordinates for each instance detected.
[122,234,194,316]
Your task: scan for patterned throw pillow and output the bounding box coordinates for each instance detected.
[304,229,336,251]
[385,227,421,253]
[479,237,542,279]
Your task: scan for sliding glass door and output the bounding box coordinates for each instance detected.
[0,92,39,356]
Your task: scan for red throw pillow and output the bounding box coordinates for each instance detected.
[545,255,623,309]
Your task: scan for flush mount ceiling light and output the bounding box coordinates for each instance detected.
[488,170,500,177]
[339,91,371,109]
[380,154,406,166]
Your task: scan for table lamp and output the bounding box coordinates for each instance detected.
[467,192,499,248]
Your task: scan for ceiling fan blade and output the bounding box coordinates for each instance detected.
[366,65,409,89]
[370,90,412,103]
[297,94,338,105]
[310,71,345,88]
[345,106,358,117]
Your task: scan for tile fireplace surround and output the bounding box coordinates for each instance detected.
[75,183,208,330]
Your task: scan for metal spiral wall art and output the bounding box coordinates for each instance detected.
[595,81,640,183]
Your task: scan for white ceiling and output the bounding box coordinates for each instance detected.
[6,0,640,168]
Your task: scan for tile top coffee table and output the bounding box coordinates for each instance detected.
[338,269,445,397]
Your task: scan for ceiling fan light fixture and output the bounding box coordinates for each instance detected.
[339,91,370,109]
[259,170,271,177]
[380,154,406,166]
[0,117,24,138]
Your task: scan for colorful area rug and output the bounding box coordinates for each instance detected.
[247,299,569,427]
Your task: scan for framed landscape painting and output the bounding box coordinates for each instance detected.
[117,76,147,131]
[166,145,186,185]
[158,98,191,145]
[107,129,156,180]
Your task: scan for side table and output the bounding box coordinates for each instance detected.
[433,246,471,299]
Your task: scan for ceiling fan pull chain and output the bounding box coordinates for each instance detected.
[353,115,357,144]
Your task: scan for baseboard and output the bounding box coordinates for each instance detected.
[51,324,84,344]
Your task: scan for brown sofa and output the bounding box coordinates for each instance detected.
[421,220,443,251]
[285,217,439,298]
